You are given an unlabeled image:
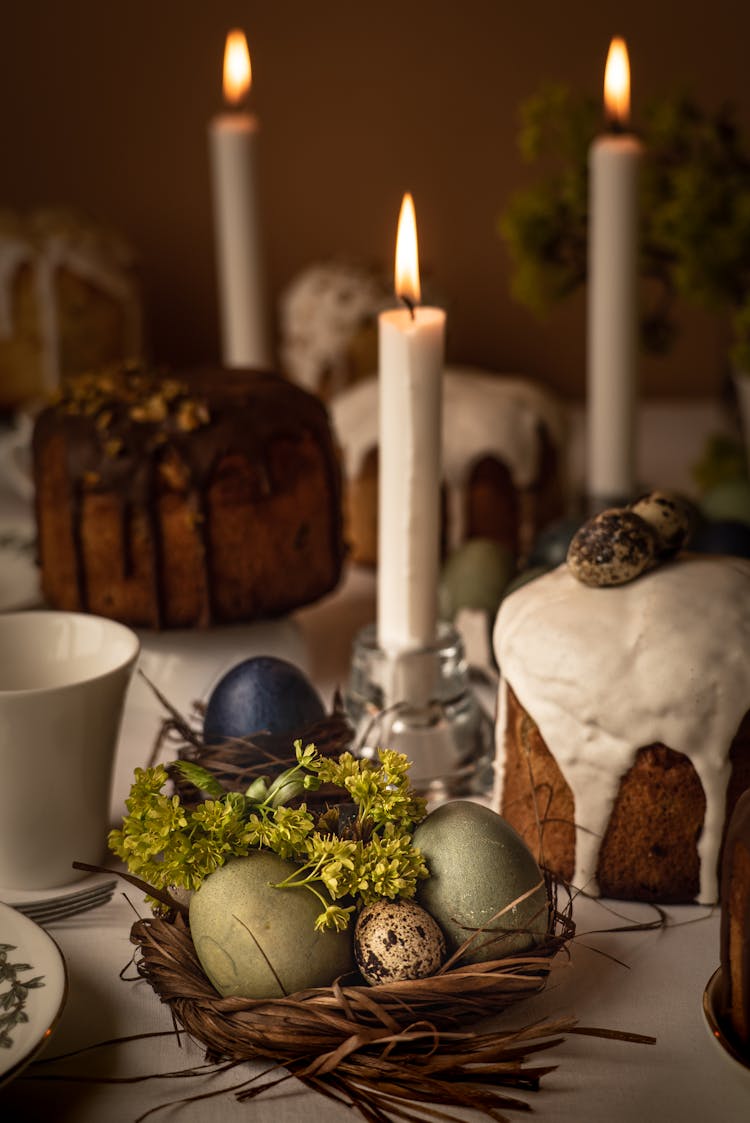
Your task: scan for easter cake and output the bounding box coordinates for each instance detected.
[720,788,750,1050]
[32,365,344,628]
[493,548,750,904]
[331,368,567,566]
[0,209,143,410]
[279,259,389,400]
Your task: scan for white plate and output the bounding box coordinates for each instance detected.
[0,902,67,1087]
[0,870,117,910]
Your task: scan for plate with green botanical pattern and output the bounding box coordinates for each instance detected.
[0,901,67,1088]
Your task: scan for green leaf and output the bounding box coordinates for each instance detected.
[244,776,269,802]
[172,760,225,798]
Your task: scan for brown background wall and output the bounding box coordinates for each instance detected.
[2,0,747,400]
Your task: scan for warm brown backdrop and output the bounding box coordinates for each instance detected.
[2,0,747,400]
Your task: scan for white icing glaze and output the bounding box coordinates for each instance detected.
[279,260,390,394]
[492,556,750,903]
[0,238,33,337]
[0,210,142,394]
[331,367,567,548]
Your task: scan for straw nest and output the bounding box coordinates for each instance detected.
[125,876,582,1122]
[127,679,652,1120]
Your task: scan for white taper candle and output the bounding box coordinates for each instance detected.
[586,37,643,502]
[377,194,446,655]
[209,30,273,369]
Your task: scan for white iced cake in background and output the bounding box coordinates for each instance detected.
[279,259,390,400]
[0,209,143,410]
[493,555,750,904]
[331,367,568,566]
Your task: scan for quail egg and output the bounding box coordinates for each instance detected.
[354,898,446,985]
[567,508,657,586]
[630,490,693,555]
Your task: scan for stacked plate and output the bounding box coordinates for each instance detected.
[0,872,117,926]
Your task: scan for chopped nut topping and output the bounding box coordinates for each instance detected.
[161,379,184,401]
[176,398,210,431]
[130,393,168,423]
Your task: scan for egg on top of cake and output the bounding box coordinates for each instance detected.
[0,208,143,410]
[493,532,750,905]
[32,364,344,629]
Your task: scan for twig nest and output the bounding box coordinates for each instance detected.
[354,899,446,985]
[567,509,657,587]
[630,490,692,555]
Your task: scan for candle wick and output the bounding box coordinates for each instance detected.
[400,294,416,321]
[606,116,627,136]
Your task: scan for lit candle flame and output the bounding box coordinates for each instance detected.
[223,29,252,106]
[603,37,630,128]
[394,193,421,307]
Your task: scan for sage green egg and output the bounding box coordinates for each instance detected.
[189,852,354,998]
[413,801,548,964]
[439,539,515,620]
[700,479,750,527]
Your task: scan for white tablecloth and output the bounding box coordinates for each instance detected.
[0,567,746,1122]
[2,880,747,1121]
[1,401,749,1121]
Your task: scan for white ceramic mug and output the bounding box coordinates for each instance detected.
[0,611,139,890]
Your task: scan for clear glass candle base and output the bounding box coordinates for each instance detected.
[344,622,495,801]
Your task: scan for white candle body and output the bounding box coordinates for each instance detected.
[209,113,273,369]
[586,133,643,501]
[377,307,445,655]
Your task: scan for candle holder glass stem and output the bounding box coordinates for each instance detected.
[345,622,494,802]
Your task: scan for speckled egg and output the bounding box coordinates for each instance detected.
[413,801,548,964]
[566,508,657,586]
[354,899,446,985]
[630,490,693,554]
[189,852,354,998]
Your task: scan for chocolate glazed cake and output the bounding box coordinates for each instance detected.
[32,366,344,628]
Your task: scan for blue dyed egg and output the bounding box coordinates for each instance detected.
[690,519,750,559]
[527,517,582,568]
[203,656,325,743]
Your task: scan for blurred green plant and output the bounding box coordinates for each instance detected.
[499,86,750,370]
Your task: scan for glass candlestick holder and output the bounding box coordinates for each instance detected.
[344,622,495,801]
